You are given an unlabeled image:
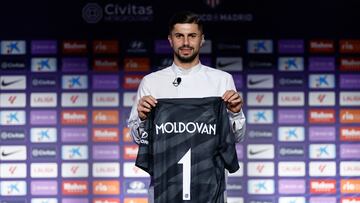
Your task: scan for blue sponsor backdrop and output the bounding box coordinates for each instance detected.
[0,1,360,203]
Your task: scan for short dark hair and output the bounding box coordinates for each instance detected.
[168,11,203,34]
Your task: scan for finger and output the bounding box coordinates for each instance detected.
[137,105,151,113]
[144,96,157,107]
[227,92,239,102]
[223,90,236,102]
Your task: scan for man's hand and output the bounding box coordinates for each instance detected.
[137,95,157,120]
[222,90,243,113]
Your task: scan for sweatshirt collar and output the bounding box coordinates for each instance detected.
[172,62,202,76]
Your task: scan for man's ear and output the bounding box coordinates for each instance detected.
[168,35,173,47]
[200,35,205,47]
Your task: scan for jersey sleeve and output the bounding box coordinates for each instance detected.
[135,111,154,176]
[218,100,240,173]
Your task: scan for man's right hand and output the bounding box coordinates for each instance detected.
[137,95,157,120]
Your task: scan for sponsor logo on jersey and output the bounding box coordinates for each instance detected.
[278,161,306,177]
[92,162,120,177]
[31,163,58,178]
[93,40,119,54]
[309,161,336,177]
[247,40,273,54]
[62,40,87,54]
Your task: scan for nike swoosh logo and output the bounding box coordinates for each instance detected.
[248,78,269,85]
[249,148,269,155]
[217,61,240,68]
[1,150,22,157]
[1,79,22,87]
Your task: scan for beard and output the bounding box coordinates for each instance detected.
[174,46,199,63]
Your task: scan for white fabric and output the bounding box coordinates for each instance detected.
[127,62,246,202]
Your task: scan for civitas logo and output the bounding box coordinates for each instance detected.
[82,3,103,23]
[0,130,25,141]
[82,3,154,23]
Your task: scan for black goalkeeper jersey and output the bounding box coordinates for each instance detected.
[135,97,239,203]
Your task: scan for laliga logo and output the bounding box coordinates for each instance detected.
[82,3,103,24]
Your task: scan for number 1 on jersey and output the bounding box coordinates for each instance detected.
[178,148,191,200]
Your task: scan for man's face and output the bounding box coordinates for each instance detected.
[168,23,204,63]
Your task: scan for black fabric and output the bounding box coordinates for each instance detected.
[136,97,239,203]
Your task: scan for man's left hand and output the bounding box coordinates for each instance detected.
[222,90,243,113]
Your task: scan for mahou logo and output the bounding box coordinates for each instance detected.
[92,128,119,142]
[341,127,360,141]
[342,197,360,203]
[93,199,120,203]
[61,110,88,125]
[309,109,335,123]
[62,180,89,195]
[310,180,336,194]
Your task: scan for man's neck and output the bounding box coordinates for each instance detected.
[173,58,200,69]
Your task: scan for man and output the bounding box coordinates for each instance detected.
[128,10,246,202]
